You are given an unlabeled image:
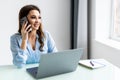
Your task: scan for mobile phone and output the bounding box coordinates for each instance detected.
[20,17,32,32]
[20,17,29,26]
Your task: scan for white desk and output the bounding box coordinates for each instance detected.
[0,59,120,80]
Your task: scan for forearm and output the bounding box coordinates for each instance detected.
[10,34,28,68]
[12,49,28,68]
[20,39,27,50]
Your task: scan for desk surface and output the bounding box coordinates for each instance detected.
[0,59,120,80]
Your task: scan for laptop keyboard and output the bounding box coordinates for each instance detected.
[26,67,38,77]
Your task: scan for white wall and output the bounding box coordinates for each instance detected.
[90,0,120,68]
[0,0,71,65]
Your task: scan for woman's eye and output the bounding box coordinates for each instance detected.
[31,16,36,19]
[30,16,41,19]
[39,17,41,19]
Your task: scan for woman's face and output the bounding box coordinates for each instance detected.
[27,10,41,30]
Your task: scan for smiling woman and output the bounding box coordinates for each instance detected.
[0,0,71,66]
[10,4,58,68]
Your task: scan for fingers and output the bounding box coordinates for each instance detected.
[21,21,28,30]
[27,27,32,33]
[21,21,32,33]
[25,24,32,32]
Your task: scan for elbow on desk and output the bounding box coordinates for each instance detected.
[13,60,26,68]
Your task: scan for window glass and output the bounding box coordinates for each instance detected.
[111,0,120,40]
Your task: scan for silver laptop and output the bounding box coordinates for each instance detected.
[26,48,83,79]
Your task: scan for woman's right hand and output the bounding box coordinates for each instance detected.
[20,21,31,50]
[21,21,31,41]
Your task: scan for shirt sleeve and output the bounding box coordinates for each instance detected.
[10,35,27,68]
[46,31,58,53]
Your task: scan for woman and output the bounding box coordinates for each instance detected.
[10,4,57,68]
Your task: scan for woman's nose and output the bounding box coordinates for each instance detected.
[35,19,39,23]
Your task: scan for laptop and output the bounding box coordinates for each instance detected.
[26,48,83,79]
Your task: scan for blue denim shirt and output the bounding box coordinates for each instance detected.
[10,31,57,68]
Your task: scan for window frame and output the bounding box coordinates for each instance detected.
[110,0,120,41]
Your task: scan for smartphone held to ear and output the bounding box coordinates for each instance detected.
[20,17,29,26]
[20,17,32,32]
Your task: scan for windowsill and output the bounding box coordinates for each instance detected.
[95,38,120,50]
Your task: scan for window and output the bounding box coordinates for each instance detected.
[110,0,120,41]
[95,0,120,50]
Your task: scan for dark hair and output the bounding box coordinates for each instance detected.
[18,4,45,51]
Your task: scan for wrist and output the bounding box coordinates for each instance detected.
[21,40,27,50]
